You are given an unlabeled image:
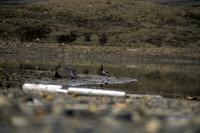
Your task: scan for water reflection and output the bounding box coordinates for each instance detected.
[75,63,200,96]
[1,59,199,96]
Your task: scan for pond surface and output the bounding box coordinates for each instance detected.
[1,61,199,97]
[72,63,200,97]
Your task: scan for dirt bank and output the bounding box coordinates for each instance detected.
[1,0,200,49]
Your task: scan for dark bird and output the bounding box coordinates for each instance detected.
[98,65,110,76]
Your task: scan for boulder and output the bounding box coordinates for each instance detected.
[55,65,77,79]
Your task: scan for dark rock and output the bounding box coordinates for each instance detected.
[55,65,77,79]
[64,109,75,117]
[63,109,95,118]
[186,96,199,101]
[79,100,89,104]
[115,111,133,121]
[24,97,34,102]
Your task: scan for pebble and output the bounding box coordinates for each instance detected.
[111,103,132,121]
[42,94,54,101]
[35,108,47,118]
[113,103,127,110]
[114,111,133,122]
[11,116,28,127]
[25,97,34,102]
[145,119,161,133]
[63,108,96,118]
[0,96,11,107]
[25,97,42,106]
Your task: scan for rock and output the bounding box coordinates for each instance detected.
[24,97,34,102]
[0,96,11,107]
[35,108,47,118]
[114,111,133,122]
[113,103,127,110]
[24,97,43,106]
[145,119,161,133]
[63,108,96,118]
[42,94,54,101]
[55,65,77,79]
[112,103,132,121]
[11,116,28,127]
[52,97,65,114]
[186,96,198,101]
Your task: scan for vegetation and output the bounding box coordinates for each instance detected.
[0,0,200,48]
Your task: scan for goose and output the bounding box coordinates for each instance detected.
[98,65,110,76]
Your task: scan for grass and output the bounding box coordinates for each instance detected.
[0,0,200,48]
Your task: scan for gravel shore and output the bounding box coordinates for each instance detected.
[0,88,200,133]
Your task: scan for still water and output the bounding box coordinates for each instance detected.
[74,63,200,97]
[2,61,199,97]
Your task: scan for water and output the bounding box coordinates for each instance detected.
[75,63,200,96]
[2,60,198,96]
